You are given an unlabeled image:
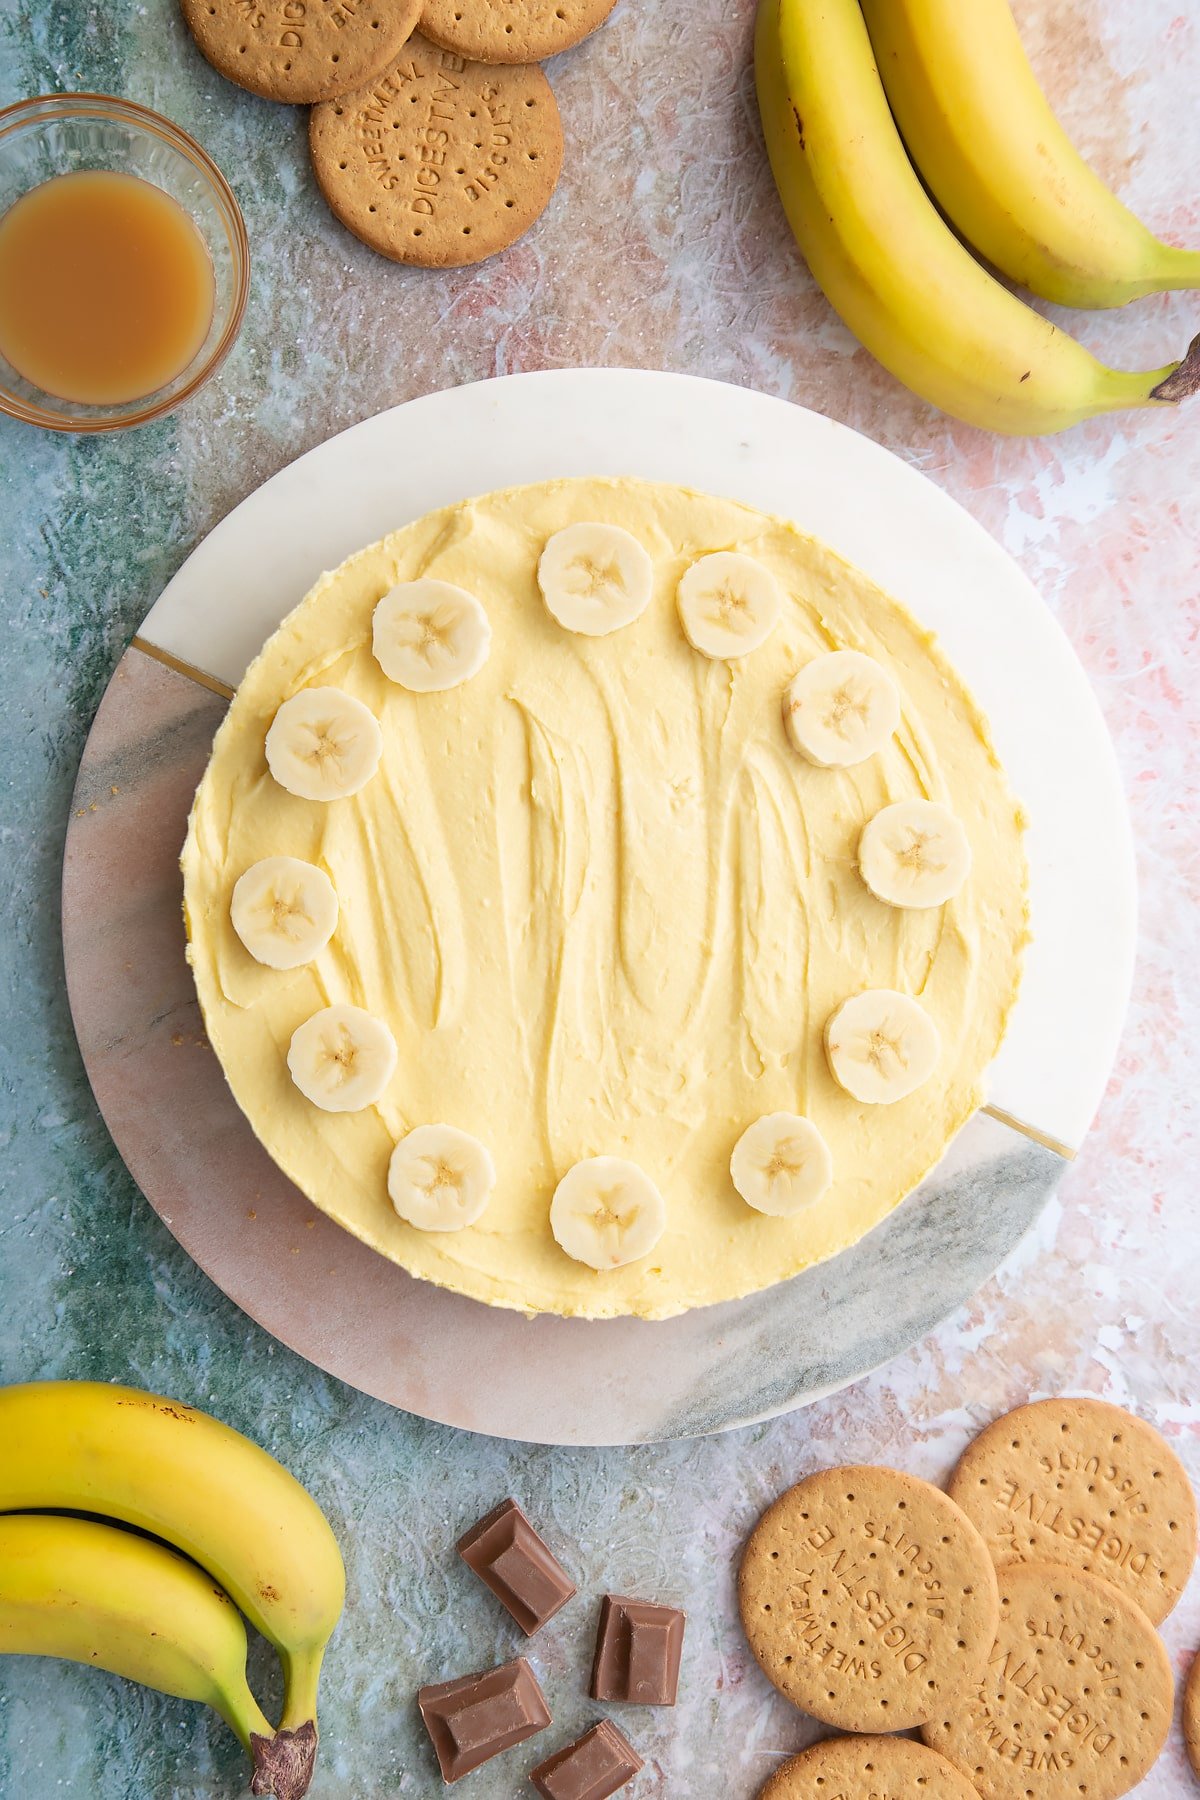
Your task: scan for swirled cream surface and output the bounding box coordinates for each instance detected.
[182,479,1028,1318]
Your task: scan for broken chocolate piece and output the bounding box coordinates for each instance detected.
[418,1655,551,1783]
[591,1594,685,1706]
[530,1719,644,1799]
[457,1498,577,1635]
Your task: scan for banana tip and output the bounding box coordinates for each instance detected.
[249,1722,318,1800]
[1151,330,1200,403]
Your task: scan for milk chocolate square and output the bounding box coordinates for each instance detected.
[457,1498,576,1635]
[591,1594,685,1706]
[418,1655,551,1783]
[530,1719,644,1798]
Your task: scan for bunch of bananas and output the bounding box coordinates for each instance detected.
[0,1381,345,1799]
[755,0,1200,435]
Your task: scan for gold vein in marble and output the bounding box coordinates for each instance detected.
[132,635,235,701]
[982,1105,1073,1162]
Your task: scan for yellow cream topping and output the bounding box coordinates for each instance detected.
[182,478,1028,1319]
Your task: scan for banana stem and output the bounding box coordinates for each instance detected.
[210,1682,316,1800]
[1151,330,1200,403]
[279,1643,325,1736]
[1158,247,1200,294]
[249,1723,319,1800]
[215,1685,276,1754]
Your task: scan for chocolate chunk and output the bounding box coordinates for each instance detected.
[418,1656,551,1783]
[457,1498,577,1635]
[530,1719,644,1798]
[591,1594,685,1706]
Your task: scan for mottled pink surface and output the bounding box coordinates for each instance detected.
[9,0,1200,1792]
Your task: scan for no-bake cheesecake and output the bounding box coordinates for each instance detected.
[181,477,1027,1318]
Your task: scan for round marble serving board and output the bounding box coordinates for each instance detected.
[61,370,1135,1445]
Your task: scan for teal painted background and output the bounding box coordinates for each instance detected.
[2,0,1199,1794]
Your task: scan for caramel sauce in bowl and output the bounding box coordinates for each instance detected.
[0,95,248,432]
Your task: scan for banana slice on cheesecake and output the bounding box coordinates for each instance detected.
[388,1125,496,1232]
[373,579,491,692]
[287,1003,397,1112]
[825,989,940,1104]
[538,522,654,636]
[677,551,783,659]
[550,1156,666,1270]
[230,856,339,969]
[730,1112,833,1216]
[265,687,383,801]
[784,649,901,767]
[859,798,971,908]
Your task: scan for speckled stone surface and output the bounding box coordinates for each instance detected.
[0,1,1197,1795]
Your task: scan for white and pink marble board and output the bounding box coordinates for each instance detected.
[61,370,1136,1444]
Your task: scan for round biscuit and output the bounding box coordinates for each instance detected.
[1184,1649,1200,1783]
[948,1397,1197,1625]
[309,33,562,266]
[758,1735,979,1799]
[180,0,423,105]
[739,1464,1000,1733]
[922,1559,1173,1800]
[419,0,619,65]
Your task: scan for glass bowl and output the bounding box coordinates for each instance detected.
[0,93,249,433]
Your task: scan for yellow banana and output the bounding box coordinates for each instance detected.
[0,1382,344,1751]
[754,0,1200,434]
[860,0,1200,309]
[0,1514,312,1798]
